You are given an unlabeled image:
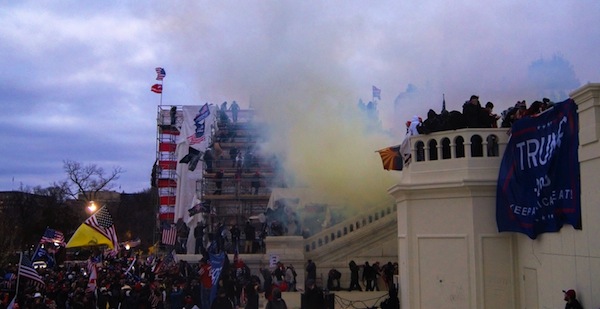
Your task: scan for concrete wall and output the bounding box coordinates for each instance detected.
[515,83,600,308]
[390,83,600,309]
[389,127,516,309]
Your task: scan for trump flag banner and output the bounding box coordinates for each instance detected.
[496,99,581,239]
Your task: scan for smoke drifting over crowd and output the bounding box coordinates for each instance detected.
[1,1,598,194]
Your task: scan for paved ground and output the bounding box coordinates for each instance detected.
[255,290,389,309]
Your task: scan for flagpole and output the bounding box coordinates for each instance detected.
[442,93,447,112]
[160,78,164,106]
[124,255,137,275]
[32,226,48,263]
[154,67,165,106]
[15,252,22,298]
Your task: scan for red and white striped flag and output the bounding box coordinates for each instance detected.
[161,225,177,246]
[86,262,97,293]
[151,84,163,94]
[18,255,45,289]
[40,228,66,246]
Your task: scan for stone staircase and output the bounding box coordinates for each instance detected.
[178,202,398,290]
[303,203,398,287]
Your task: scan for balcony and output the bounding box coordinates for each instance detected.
[400,128,509,186]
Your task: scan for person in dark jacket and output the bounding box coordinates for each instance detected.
[362,262,377,291]
[244,222,255,253]
[348,260,362,291]
[243,280,260,309]
[563,289,583,309]
[210,288,233,309]
[265,288,287,309]
[380,285,400,309]
[303,279,324,309]
[214,169,224,195]
[305,260,316,285]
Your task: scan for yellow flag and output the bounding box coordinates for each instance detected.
[66,224,114,249]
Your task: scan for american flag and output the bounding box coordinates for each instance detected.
[155,67,166,80]
[19,255,45,289]
[86,262,97,293]
[149,291,161,308]
[85,206,119,251]
[161,225,177,246]
[40,228,66,246]
[152,249,177,275]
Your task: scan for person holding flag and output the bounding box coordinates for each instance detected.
[18,254,45,290]
[66,205,119,254]
[39,228,66,246]
[33,227,67,268]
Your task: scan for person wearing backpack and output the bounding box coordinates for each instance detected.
[285,264,297,292]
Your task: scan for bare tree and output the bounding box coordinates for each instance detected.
[63,160,124,202]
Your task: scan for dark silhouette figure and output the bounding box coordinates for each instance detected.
[251,171,262,195]
[306,260,317,285]
[327,268,341,291]
[202,148,213,173]
[170,106,177,125]
[194,223,206,254]
[244,221,256,253]
[380,285,400,309]
[348,260,362,291]
[214,169,224,195]
[230,101,240,123]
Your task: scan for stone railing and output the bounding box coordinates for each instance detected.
[304,203,397,253]
[408,128,510,162]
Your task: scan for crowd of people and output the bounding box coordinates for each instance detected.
[0,250,296,309]
[341,260,398,293]
[0,250,402,309]
[413,95,555,135]
[398,95,556,167]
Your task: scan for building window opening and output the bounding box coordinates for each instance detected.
[486,134,499,157]
[471,135,484,157]
[455,136,465,158]
[415,141,425,162]
[441,138,451,159]
[428,139,438,161]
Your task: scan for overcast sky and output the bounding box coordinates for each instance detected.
[1,1,599,198]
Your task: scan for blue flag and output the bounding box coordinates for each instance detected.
[496,99,581,239]
[209,251,228,303]
[33,247,55,268]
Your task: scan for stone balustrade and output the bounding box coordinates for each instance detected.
[408,127,510,162]
[304,203,397,253]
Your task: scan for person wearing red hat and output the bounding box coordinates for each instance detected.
[563,289,583,309]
